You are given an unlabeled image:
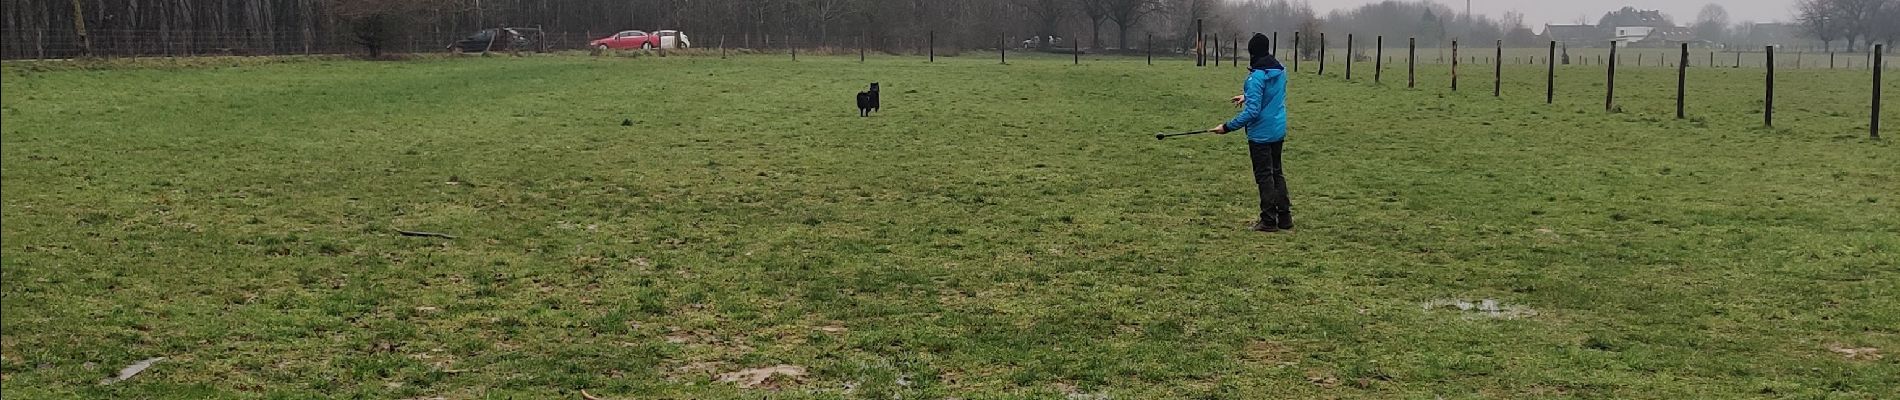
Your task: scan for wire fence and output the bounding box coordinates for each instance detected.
[1271,39,1890,140]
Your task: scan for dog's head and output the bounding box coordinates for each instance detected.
[869,82,880,92]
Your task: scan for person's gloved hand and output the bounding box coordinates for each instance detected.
[1212,124,1229,134]
[1231,95,1245,107]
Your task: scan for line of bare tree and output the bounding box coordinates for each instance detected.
[1795,0,1899,52]
[1232,0,1532,49]
[2,0,1226,59]
[3,0,1668,60]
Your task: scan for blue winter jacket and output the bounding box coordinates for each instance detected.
[1223,68,1289,143]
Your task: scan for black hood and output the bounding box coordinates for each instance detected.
[1247,33,1283,71]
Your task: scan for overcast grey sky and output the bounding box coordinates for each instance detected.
[1307,0,1798,26]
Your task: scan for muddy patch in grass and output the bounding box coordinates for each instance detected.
[1827,344,1883,361]
[1422,299,1538,319]
[716,364,807,389]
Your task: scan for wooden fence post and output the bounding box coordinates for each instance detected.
[1874,44,1884,139]
[1213,33,1221,66]
[1375,36,1384,83]
[1146,34,1152,65]
[1233,34,1240,67]
[1606,42,1617,111]
[1073,33,1079,65]
[1293,32,1301,72]
[1451,40,1459,91]
[1677,43,1688,119]
[1272,32,1279,60]
[1408,37,1416,88]
[1546,41,1556,104]
[789,35,795,61]
[1765,46,1775,127]
[720,35,727,59]
[928,31,935,62]
[1196,19,1205,67]
[1346,34,1354,80]
[1319,33,1327,75]
[1216,33,1224,66]
[1493,39,1502,97]
[1000,34,1007,64]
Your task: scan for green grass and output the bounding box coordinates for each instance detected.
[3,53,1897,399]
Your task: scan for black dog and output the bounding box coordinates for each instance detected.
[856,82,880,117]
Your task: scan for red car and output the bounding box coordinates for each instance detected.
[590,30,660,51]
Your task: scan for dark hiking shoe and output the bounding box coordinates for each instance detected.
[1275,212,1294,230]
[1250,220,1280,232]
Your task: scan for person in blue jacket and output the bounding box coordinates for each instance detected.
[1212,33,1293,232]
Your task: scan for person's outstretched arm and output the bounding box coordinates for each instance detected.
[1215,73,1267,134]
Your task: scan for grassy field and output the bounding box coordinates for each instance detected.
[2,53,1897,399]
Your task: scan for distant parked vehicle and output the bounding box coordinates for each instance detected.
[591,30,661,51]
[450,27,540,53]
[656,30,692,49]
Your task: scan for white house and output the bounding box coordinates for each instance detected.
[1613,26,1654,46]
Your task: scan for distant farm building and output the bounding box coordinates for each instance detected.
[1614,26,1655,45]
[1543,24,1611,47]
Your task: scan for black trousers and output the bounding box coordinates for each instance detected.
[1247,140,1291,222]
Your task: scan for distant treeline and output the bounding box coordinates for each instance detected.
[6,0,1775,59]
[4,0,1217,58]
